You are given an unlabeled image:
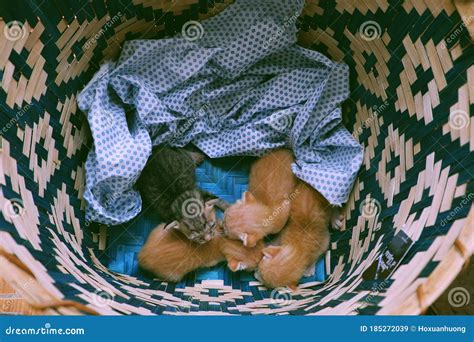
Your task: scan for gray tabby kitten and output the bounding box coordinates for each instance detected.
[136,146,228,244]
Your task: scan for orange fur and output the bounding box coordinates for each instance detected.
[224,149,296,247]
[256,181,330,289]
[138,223,263,282]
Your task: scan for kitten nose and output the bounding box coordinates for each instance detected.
[204,234,212,241]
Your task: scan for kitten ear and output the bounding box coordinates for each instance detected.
[228,259,247,272]
[227,259,239,272]
[254,271,262,282]
[164,221,180,230]
[287,284,298,291]
[238,233,248,245]
[242,191,256,204]
[205,198,219,208]
[262,246,281,259]
[243,233,259,248]
[239,232,258,247]
[204,201,217,222]
[205,198,230,211]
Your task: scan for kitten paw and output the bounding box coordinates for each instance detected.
[303,263,316,277]
[236,262,247,271]
[202,192,231,211]
[187,151,206,165]
[214,199,231,211]
[228,260,248,272]
[331,211,344,231]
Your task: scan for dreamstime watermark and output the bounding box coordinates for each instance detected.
[92,288,115,308]
[444,15,474,48]
[1,103,32,135]
[2,198,25,220]
[99,110,115,128]
[3,20,27,41]
[181,21,204,42]
[359,20,382,41]
[359,197,381,219]
[5,323,85,336]
[353,100,389,137]
[270,287,293,306]
[355,279,390,313]
[263,189,300,227]
[84,12,124,50]
[449,109,470,131]
[269,112,294,132]
[1,278,34,312]
[440,193,473,227]
[169,103,210,145]
[104,191,121,209]
[447,287,470,308]
[365,279,389,305]
[263,10,300,50]
[181,198,204,219]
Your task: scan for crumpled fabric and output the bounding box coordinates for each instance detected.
[77,0,364,225]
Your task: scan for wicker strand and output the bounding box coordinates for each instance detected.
[0,249,98,315]
[0,248,35,278]
[416,283,428,314]
[29,299,99,315]
[454,239,471,271]
[454,0,474,40]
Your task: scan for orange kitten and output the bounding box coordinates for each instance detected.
[139,222,263,282]
[256,181,330,289]
[224,149,297,247]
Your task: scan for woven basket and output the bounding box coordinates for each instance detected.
[0,0,473,315]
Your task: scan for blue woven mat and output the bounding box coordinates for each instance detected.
[104,157,325,284]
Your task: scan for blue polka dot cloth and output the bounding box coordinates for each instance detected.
[78,0,364,225]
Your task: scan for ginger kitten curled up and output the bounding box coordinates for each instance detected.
[224,149,297,247]
[256,181,330,289]
[139,206,263,282]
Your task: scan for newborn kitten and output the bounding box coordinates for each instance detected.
[255,181,330,290]
[224,149,296,247]
[136,146,227,244]
[138,222,263,282]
